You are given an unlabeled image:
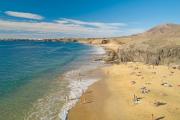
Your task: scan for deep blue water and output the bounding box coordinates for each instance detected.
[0,40,92,120]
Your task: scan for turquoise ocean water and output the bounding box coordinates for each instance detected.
[0,40,98,120]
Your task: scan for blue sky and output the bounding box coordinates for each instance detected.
[0,0,180,38]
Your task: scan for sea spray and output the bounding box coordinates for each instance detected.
[58,46,106,120]
[25,46,106,120]
[0,41,106,120]
[59,70,99,120]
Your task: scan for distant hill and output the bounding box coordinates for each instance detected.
[142,23,180,38]
[106,23,180,65]
[113,23,180,45]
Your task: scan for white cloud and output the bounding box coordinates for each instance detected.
[56,18,127,29]
[0,18,144,39]
[5,11,44,20]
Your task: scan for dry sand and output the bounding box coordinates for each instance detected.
[68,62,180,120]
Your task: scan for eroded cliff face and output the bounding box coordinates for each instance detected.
[103,48,119,63]
[107,24,180,66]
[41,24,180,66]
[117,44,180,65]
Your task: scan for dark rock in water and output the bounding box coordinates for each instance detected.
[72,39,78,42]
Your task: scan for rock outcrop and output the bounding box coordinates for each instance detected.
[41,23,180,66]
[103,48,118,63]
[114,24,180,65]
[117,44,180,65]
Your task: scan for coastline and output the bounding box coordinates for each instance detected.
[59,67,105,120]
[58,45,107,120]
[67,40,180,120]
[0,40,107,120]
[2,36,180,120]
[68,62,180,120]
[64,41,121,120]
[2,23,180,120]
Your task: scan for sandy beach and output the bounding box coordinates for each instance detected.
[68,62,180,120]
[1,1,180,120]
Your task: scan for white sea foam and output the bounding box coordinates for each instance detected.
[87,45,106,55]
[59,72,98,120]
[59,47,105,120]
[23,45,105,120]
[59,46,105,120]
[94,46,106,54]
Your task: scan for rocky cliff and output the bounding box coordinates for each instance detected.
[40,24,180,66]
[117,44,180,65]
[108,24,180,66]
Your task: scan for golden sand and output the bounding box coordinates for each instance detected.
[68,62,180,120]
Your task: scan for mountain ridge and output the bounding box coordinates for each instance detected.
[114,23,180,65]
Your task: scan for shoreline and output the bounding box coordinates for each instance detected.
[66,36,180,120]
[3,39,180,119]
[62,41,118,120]
[62,42,116,120]
[68,62,180,120]
[2,23,180,120]
[58,45,107,120]
[59,68,105,120]
[21,42,107,120]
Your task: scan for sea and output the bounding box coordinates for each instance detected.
[0,40,105,120]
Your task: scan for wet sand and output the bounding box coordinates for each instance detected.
[68,62,180,120]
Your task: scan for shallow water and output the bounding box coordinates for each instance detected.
[0,40,104,120]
